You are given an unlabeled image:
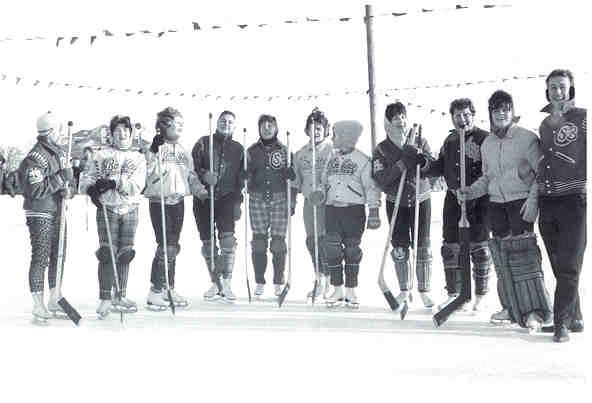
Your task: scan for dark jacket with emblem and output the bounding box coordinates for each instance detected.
[424,127,489,190]
[192,132,244,203]
[371,137,432,207]
[537,104,586,197]
[18,136,69,214]
[246,139,292,201]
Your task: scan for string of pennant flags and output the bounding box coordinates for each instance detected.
[0,3,511,48]
[1,71,566,107]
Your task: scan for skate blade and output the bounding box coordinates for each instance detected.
[111,306,138,314]
[49,310,69,319]
[345,301,360,309]
[32,315,50,325]
[145,303,169,312]
[326,299,344,308]
[490,318,512,325]
[97,312,111,320]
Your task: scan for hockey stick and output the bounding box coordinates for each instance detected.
[433,127,471,327]
[242,128,252,303]
[377,124,417,312]
[278,130,292,307]
[208,113,224,295]
[55,121,81,325]
[157,143,175,315]
[101,203,124,323]
[310,127,320,305]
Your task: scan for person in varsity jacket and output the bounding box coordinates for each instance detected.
[537,69,587,342]
[246,114,295,298]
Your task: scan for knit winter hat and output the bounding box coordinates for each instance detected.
[36,111,59,135]
[333,120,363,150]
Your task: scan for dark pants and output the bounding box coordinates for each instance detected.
[193,194,236,240]
[488,199,532,238]
[442,192,489,243]
[325,205,366,287]
[386,199,431,248]
[539,194,586,326]
[149,200,184,290]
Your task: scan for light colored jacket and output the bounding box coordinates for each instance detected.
[292,141,333,200]
[321,149,381,209]
[80,147,146,214]
[467,125,540,204]
[144,142,204,204]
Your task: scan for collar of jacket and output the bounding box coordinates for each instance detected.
[213,131,231,143]
[37,135,63,156]
[305,140,329,152]
[540,100,576,114]
[257,137,280,148]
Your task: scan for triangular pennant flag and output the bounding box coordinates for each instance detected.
[258,24,268,27]
[103,30,114,36]
[48,81,54,87]
[242,96,248,100]
[158,32,165,37]
[192,22,201,30]
[90,35,97,45]
[137,90,144,95]
[108,88,115,93]
[56,37,64,47]
[483,5,495,8]
[33,80,40,86]
[125,33,135,37]
[179,93,185,97]
[64,83,71,87]
[70,37,78,45]
[168,29,177,33]
[97,87,102,90]
[339,17,351,22]
[230,96,236,101]
[16,77,22,85]
[212,25,221,29]
[125,89,131,92]
[237,24,248,29]
[1,74,6,80]
[456,5,468,9]
[284,20,297,24]
[392,12,407,17]
[306,17,320,22]
[79,85,86,88]
[153,91,159,96]
[422,8,434,13]
[192,94,196,98]
[164,92,170,96]
[141,30,151,34]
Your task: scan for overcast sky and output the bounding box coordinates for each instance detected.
[0,0,589,154]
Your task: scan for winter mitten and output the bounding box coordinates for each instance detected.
[401,145,419,170]
[96,178,117,194]
[367,207,381,229]
[150,134,165,154]
[86,185,102,208]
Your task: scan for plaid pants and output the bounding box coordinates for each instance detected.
[26,212,66,292]
[96,206,139,299]
[249,196,288,236]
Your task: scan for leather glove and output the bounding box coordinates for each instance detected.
[233,203,242,221]
[289,191,297,216]
[150,134,165,154]
[202,171,218,186]
[87,185,102,208]
[308,189,325,206]
[366,207,381,229]
[96,178,117,194]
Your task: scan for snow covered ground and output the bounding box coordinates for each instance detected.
[0,192,587,402]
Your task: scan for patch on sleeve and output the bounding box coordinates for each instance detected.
[27,167,43,184]
[373,159,384,172]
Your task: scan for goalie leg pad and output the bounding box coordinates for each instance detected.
[471,241,491,295]
[442,243,461,295]
[391,247,410,291]
[489,238,513,313]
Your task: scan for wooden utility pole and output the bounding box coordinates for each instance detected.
[364,4,378,151]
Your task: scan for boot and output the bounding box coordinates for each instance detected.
[163,289,189,308]
[436,294,459,311]
[326,285,344,307]
[472,294,486,312]
[113,296,138,313]
[306,277,324,299]
[96,299,112,319]
[490,308,511,324]
[146,289,169,311]
[32,292,51,321]
[221,278,236,302]
[553,324,570,343]
[47,287,66,317]
[345,287,359,309]
[203,283,221,300]
[254,283,265,298]
[274,284,283,297]
[322,275,333,300]
[419,291,434,308]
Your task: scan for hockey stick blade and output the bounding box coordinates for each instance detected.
[310,279,318,305]
[57,297,81,326]
[383,290,399,311]
[247,278,252,304]
[167,289,176,315]
[277,282,291,307]
[400,301,409,320]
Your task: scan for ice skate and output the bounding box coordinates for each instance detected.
[163,289,189,308]
[436,294,459,311]
[306,277,324,300]
[112,296,138,313]
[526,312,543,334]
[221,279,236,302]
[32,292,51,322]
[254,283,265,299]
[274,284,283,297]
[96,299,112,320]
[394,291,411,320]
[419,291,434,308]
[345,287,359,309]
[146,289,169,311]
[472,294,486,312]
[325,286,344,308]
[203,282,222,301]
[490,308,511,324]
[47,288,67,318]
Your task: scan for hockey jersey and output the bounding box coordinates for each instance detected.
[292,141,333,199]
